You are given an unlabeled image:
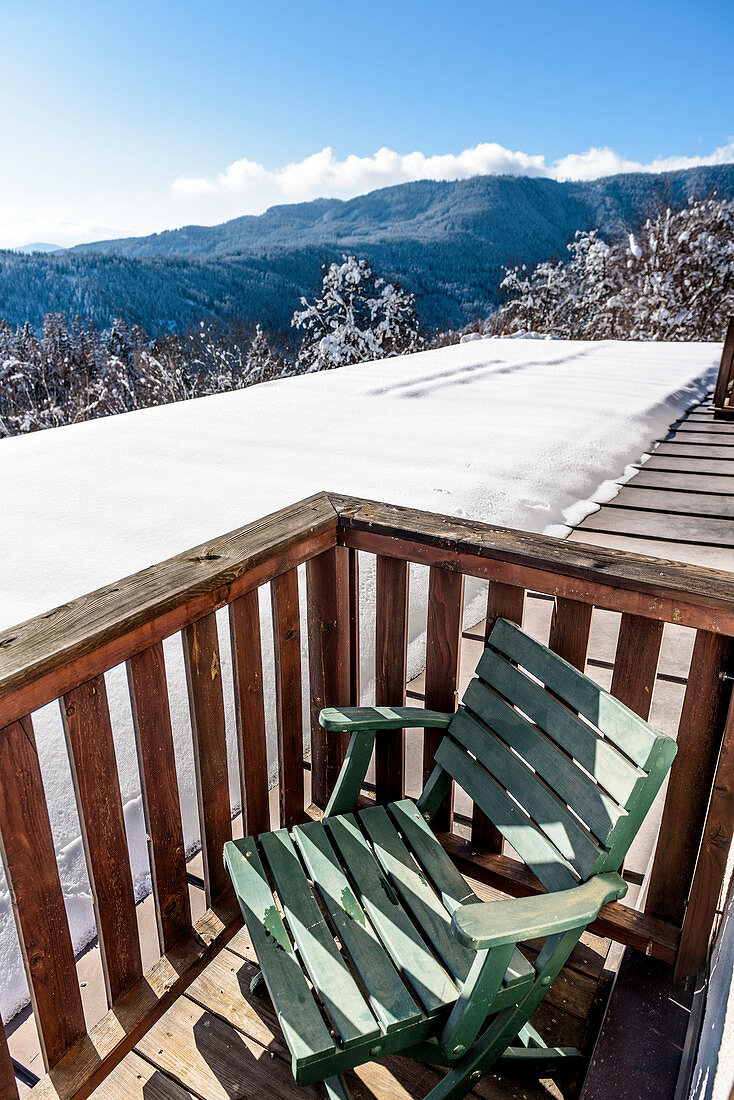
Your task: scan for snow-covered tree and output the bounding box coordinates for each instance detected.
[246,324,284,383]
[493,197,734,341]
[292,255,421,372]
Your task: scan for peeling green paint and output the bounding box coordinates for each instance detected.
[341,886,365,924]
[263,905,292,953]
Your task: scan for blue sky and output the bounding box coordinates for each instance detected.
[1,0,732,247]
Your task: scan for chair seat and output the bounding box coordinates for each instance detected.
[224,799,535,1085]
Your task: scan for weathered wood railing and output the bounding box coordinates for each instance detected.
[0,491,731,1100]
[712,315,734,416]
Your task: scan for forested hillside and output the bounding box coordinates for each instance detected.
[2,164,733,334]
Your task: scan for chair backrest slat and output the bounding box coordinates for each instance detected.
[476,645,647,806]
[462,677,625,847]
[487,617,659,767]
[433,619,677,888]
[434,736,580,892]
[450,709,605,880]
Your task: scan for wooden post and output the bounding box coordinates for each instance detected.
[307,547,351,808]
[473,582,526,851]
[271,569,305,828]
[375,556,409,803]
[674,685,734,983]
[548,597,593,671]
[713,316,734,412]
[423,567,464,832]
[127,643,192,953]
[610,613,663,720]
[61,676,143,1005]
[646,630,732,926]
[0,1017,18,1100]
[182,613,233,906]
[229,591,270,838]
[0,716,86,1069]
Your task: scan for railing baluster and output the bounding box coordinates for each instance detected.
[61,677,142,1005]
[0,715,86,1069]
[713,315,734,411]
[646,630,732,925]
[548,597,592,670]
[375,556,409,803]
[127,643,192,952]
[675,686,734,982]
[473,582,526,850]
[0,1017,18,1100]
[610,612,663,720]
[307,548,351,809]
[229,591,270,837]
[182,614,232,906]
[483,581,526,643]
[348,548,361,706]
[423,567,464,832]
[271,570,304,828]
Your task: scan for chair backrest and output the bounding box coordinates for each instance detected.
[434,618,677,893]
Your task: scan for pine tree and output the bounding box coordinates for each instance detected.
[292,255,421,372]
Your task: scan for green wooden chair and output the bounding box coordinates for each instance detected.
[224,617,677,1100]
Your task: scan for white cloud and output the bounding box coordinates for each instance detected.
[171,140,734,208]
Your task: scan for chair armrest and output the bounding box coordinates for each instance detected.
[320,706,453,733]
[451,873,628,950]
[322,709,453,818]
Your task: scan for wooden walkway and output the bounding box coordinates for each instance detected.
[571,393,734,571]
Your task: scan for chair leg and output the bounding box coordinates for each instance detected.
[323,1075,354,1100]
[249,969,269,1000]
[424,928,585,1100]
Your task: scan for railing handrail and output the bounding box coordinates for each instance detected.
[6,488,734,718]
[332,492,734,631]
[0,492,337,728]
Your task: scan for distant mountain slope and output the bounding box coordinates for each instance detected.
[73,165,734,259]
[2,164,733,335]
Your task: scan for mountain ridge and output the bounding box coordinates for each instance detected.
[2,164,733,335]
[72,165,734,260]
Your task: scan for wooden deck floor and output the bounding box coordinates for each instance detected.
[571,393,734,570]
[90,868,611,1100]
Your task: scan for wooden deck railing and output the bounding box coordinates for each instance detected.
[0,491,731,1100]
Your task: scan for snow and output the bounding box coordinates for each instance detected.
[0,337,719,1021]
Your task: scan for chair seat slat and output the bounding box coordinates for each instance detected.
[359,804,476,984]
[388,799,534,988]
[223,837,336,1071]
[259,829,381,1049]
[325,814,459,1015]
[292,820,423,1034]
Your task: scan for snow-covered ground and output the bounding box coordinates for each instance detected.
[0,337,719,1021]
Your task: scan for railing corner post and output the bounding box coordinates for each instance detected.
[307,546,351,808]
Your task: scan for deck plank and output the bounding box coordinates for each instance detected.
[580,506,734,548]
[631,468,734,494]
[605,486,734,518]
